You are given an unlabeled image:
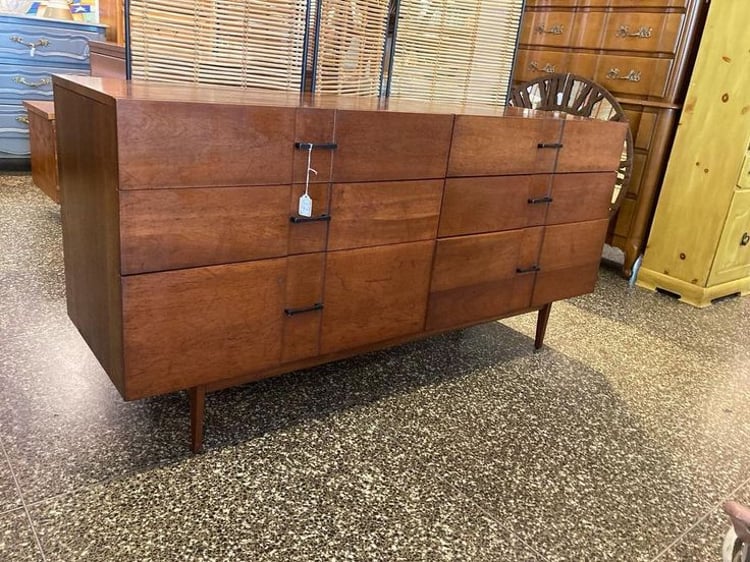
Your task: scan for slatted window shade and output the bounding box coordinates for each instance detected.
[388,0,524,106]
[312,0,390,96]
[129,0,308,91]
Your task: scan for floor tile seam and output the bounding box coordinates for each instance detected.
[0,438,48,561]
[0,504,26,518]
[648,476,750,562]
[434,469,555,562]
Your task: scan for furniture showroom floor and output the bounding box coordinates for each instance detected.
[1,174,749,562]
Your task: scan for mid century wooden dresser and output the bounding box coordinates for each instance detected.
[53,75,627,452]
[513,0,707,276]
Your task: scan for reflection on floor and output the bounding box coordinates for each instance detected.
[1,175,749,561]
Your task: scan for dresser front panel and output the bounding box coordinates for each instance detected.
[427,228,543,331]
[532,218,610,305]
[331,110,453,183]
[328,180,443,250]
[439,175,550,237]
[282,253,326,363]
[558,119,628,173]
[119,185,293,275]
[594,54,672,98]
[116,101,296,189]
[321,241,434,354]
[546,172,615,224]
[122,259,287,398]
[0,19,103,65]
[449,115,563,176]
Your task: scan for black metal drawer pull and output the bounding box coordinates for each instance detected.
[516,265,541,274]
[537,142,563,149]
[295,142,338,150]
[528,196,553,205]
[284,303,324,317]
[290,214,331,224]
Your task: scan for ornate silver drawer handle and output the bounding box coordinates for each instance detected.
[535,24,564,35]
[10,35,50,56]
[606,68,642,82]
[616,25,653,39]
[16,115,30,125]
[13,76,51,88]
[529,61,557,74]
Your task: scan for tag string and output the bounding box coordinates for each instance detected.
[305,145,317,196]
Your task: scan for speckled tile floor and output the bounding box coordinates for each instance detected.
[1,174,749,561]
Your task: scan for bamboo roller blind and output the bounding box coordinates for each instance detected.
[388,0,524,106]
[128,0,308,90]
[312,0,390,96]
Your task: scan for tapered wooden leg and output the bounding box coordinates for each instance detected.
[534,303,552,351]
[189,385,206,454]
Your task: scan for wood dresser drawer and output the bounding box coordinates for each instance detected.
[119,185,299,275]
[557,119,629,173]
[546,172,615,224]
[331,110,453,182]
[116,101,296,189]
[526,0,688,6]
[439,175,550,236]
[521,10,577,48]
[601,12,684,54]
[514,49,598,84]
[122,259,288,398]
[321,241,434,354]
[0,19,103,65]
[427,228,543,331]
[328,180,443,250]
[532,218,609,305]
[449,115,563,176]
[594,54,673,98]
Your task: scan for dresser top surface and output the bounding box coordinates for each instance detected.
[0,12,106,31]
[53,74,603,123]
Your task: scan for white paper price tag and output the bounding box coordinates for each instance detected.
[298,193,313,217]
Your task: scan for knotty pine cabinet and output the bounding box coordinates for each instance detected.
[54,74,627,452]
[513,0,708,276]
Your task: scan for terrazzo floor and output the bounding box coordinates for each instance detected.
[1,174,749,561]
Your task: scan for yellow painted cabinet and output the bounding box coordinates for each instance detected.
[709,191,750,286]
[637,1,750,307]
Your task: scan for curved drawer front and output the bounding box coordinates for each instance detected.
[0,65,88,101]
[595,54,672,98]
[0,103,28,131]
[0,22,103,66]
[514,49,598,84]
[0,104,30,156]
[602,12,684,54]
[521,10,576,47]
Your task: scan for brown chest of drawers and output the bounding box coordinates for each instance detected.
[53,74,627,452]
[514,0,707,275]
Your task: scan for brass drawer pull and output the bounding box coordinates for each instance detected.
[284,303,324,317]
[606,68,642,83]
[16,116,29,125]
[616,25,653,39]
[13,76,51,88]
[535,24,564,35]
[10,35,50,56]
[529,61,557,74]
